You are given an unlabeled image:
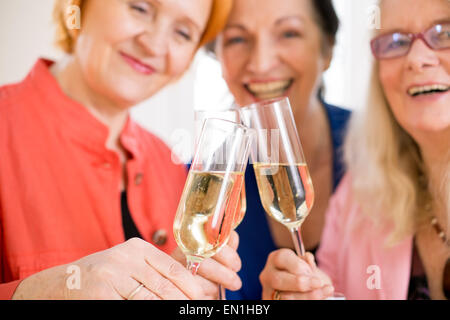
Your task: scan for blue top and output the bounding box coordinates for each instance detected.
[227,102,351,300]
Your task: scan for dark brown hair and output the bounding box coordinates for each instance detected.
[311,0,340,47]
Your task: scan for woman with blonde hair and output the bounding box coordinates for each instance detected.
[259,0,450,300]
[0,0,240,299]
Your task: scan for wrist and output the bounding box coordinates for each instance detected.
[11,264,68,300]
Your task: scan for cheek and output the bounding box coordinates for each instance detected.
[79,1,143,56]
[167,48,196,79]
[75,5,144,85]
[378,62,403,97]
[219,49,248,101]
[220,49,245,83]
[285,49,323,100]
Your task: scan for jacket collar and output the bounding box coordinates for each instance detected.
[26,59,142,160]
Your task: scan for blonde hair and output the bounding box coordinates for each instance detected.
[53,0,232,53]
[343,62,440,245]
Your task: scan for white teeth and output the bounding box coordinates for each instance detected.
[408,84,450,96]
[246,80,292,98]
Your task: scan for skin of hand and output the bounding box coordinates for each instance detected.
[12,238,207,300]
[171,230,242,300]
[259,248,335,300]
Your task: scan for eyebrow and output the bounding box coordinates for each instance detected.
[144,0,202,34]
[433,18,450,25]
[224,15,304,32]
[223,24,247,32]
[275,15,304,25]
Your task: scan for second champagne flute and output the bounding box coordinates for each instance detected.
[241,98,345,300]
[240,97,314,257]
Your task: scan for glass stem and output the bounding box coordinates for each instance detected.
[186,258,201,275]
[218,284,226,300]
[290,227,305,257]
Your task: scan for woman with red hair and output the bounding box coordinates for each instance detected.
[0,0,239,300]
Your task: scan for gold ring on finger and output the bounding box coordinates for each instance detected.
[272,290,282,300]
[127,283,144,300]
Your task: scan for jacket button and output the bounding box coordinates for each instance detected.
[134,173,144,186]
[152,229,167,246]
[102,162,112,169]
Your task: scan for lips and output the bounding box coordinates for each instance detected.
[244,79,293,100]
[120,52,155,76]
[407,84,450,97]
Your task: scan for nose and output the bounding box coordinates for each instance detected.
[406,38,440,73]
[136,27,169,57]
[246,36,279,74]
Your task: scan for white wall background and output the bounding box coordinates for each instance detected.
[0,0,378,160]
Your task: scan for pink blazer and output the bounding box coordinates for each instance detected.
[316,174,413,300]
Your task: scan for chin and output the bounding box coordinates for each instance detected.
[403,113,450,136]
[109,80,157,107]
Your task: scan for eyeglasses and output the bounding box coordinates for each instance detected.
[370,22,450,60]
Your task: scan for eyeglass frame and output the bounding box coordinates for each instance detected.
[370,21,450,60]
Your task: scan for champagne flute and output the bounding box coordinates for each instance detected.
[195,110,247,228]
[194,110,248,299]
[240,97,313,257]
[173,118,252,279]
[241,97,345,300]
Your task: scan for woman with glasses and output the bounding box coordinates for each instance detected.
[260,0,450,300]
[0,0,241,300]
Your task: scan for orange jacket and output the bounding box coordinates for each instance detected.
[0,59,187,299]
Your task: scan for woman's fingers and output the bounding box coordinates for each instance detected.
[127,238,205,300]
[133,261,190,300]
[263,285,335,300]
[194,276,221,300]
[172,230,242,291]
[268,248,313,275]
[260,269,324,293]
[121,279,162,300]
[197,253,242,291]
[260,249,335,301]
[207,243,242,273]
[227,230,240,251]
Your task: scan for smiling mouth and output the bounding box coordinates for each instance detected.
[408,84,450,97]
[244,79,294,100]
[120,52,155,76]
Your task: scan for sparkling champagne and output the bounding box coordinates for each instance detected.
[233,182,247,228]
[173,171,244,261]
[253,163,314,229]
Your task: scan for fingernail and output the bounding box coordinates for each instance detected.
[233,277,242,290]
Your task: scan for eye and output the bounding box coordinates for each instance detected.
[437,30,450,40]
[282,30,302,39]
[387,39,409,49]
[176,29,192,42]
[129,1,152,15]
[225,36,246,46]
[383,33,410,51]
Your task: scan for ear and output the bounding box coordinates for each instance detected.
[321,38,335,72]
